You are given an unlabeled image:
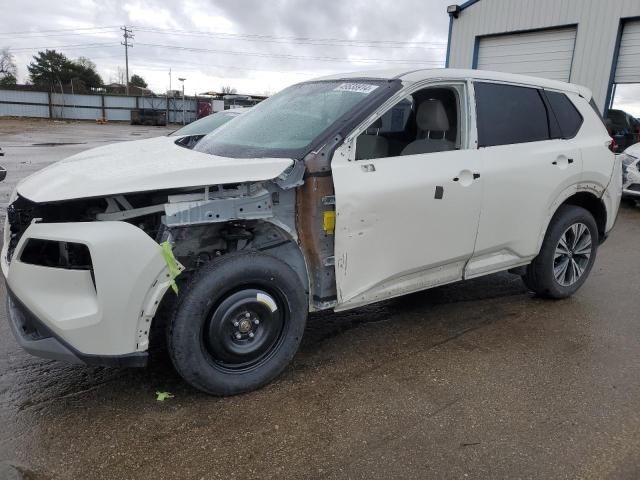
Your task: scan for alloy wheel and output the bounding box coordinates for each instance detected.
[553,222,592,287]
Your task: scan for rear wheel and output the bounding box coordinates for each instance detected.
[522,205,598,299]
[168,251,307,396]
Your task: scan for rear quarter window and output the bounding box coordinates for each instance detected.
[545,91,583,138]
[474,82,550,147]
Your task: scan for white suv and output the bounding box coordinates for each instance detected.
[2,69,621,395]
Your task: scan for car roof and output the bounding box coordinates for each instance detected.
[314,68,592,100]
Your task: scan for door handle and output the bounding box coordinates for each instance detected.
[552,158,574,166]
[452,172,480,182]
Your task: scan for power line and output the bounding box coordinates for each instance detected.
[8,42,120,52]
[133,27,446,49]
[135,42,443,65]
[132,26,446,46]
[0,30,120,40]
[0,25,119,37]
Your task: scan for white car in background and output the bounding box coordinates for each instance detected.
[2,69,621,396]
[620,142,640,199]
[169,108,247,149]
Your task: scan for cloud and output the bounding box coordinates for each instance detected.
[1,0,451,95]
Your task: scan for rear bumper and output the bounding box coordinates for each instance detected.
[602,154,624,237]
[2,220,177,366]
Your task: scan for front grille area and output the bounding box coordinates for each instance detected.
[5,194,108,264]
[6,197,37,264]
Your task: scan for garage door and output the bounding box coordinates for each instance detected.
[615,20,640,84]
[476,27,577,82]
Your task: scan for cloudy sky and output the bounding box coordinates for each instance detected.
[2,0,452,96]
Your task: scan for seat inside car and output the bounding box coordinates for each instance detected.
[356,118,389,160]
[401,99,455,155]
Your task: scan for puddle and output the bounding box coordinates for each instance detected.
[30,142,85,147]
[0,461,45,480]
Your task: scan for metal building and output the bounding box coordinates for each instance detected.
[445,0,640,112]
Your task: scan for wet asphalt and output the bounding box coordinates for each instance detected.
[1,119,640,479]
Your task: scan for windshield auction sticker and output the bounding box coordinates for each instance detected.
[333,83,379,94]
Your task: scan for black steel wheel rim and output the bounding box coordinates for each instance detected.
[202,287,287,372]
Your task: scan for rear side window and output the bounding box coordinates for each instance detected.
[545,91,583,138]
[474,82,549,147]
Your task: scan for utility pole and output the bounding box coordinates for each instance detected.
[166,68,171,124]
[178,77,186,125]
[121,26,134,95]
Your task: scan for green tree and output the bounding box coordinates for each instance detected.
[129,74,147,88]
[27,50,103,92]
[70,57,103,92]
[27,49,73,89]
[0,73,16,88]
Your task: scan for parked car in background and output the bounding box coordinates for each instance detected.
[130,109,167,126]
[170,108,246,149]
[2,69,621,396]
[606,109,640,152]
[620,142,640,200]
[0,147,5,182]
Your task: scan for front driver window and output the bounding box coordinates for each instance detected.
[355,85,463,160]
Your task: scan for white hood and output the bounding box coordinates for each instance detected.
[17,136,294,203]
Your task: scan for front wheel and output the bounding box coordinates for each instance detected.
[168,251,307,396]
[522,205,598,299]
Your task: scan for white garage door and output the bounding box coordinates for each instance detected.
[477,28,577,82]
[615,20,640,84]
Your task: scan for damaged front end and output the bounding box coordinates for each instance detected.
[2,160,316,365]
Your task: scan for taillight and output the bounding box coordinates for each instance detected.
[608,136,618,153]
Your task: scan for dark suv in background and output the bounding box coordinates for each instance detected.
[606,109,640,152]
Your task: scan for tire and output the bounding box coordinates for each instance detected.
[522,205,598,299]
[168,251,307,396]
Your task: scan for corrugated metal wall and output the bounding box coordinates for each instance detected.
[0,89,197,123]
[448,0,640,111]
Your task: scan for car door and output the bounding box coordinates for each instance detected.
[466,82,583,278]
[331,82,483,310]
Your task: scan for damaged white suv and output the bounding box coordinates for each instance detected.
[3,69,621,395]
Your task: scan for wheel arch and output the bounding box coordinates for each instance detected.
[147,220,310,358]
[561,192,607,241]
[538,186,607,253]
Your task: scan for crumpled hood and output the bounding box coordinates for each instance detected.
[17,136,294,203]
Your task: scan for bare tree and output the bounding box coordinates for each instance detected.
[75,56,97,71]
[0,47,17,78]
[221,85,237,94]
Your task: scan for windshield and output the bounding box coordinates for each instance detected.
[170,111,241,137]
[194,80,387,158]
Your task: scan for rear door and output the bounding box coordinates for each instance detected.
[466,82,583,278]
